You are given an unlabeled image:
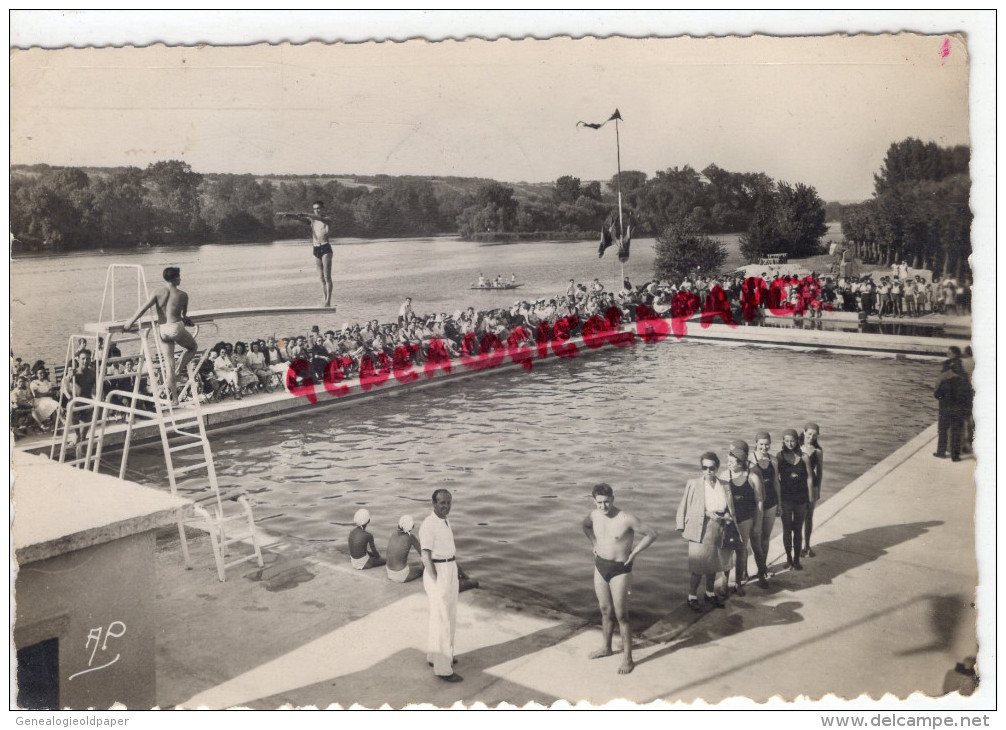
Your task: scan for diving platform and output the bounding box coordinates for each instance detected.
[84,306,335,334]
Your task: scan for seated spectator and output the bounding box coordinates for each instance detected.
[11,376,35,433]
[385,515,423,583]
[29,369,59,428]
[212,347,243,400]
[231,342,263,394]
[245,341,273,391]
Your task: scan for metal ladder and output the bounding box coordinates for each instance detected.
[52,265,264,581]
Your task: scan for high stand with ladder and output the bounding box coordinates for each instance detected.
[51,264,263,581]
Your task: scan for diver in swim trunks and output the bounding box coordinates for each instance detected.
[124,266,197,404]
[279,200,335,308]
[594,555,632,583]
[582,482,657,675]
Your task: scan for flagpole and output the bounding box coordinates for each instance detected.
[614,113,624,284]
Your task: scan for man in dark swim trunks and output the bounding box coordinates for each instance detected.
[280,200,335,308]
[582,482,657,675]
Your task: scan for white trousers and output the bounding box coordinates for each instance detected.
[424,561,458,676]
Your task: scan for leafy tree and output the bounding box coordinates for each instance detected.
[847,138,972,275]
[654,217,727,281]
[874,137,948,196]
[639,166,706,233]
[456,181,519,236]
[581,180,602,200]
[91,167,158,246]
[739,181,827,262]
[553,175,582,205]
[143,160,204,240]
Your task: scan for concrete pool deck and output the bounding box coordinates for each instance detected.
[150,422,982,709]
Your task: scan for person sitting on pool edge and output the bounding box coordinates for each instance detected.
[386,515,423,583]
[349,509,386,570]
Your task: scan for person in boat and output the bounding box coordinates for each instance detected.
[386,515,423,583]
[123,266,197,404]
[510,272,517,285]
[494,274,504,288]
[477,272,486,288]
[348,509,386,570]
[279,200,335,308]
[582,482,657,675]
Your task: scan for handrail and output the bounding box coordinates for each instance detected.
[83,306,334,334]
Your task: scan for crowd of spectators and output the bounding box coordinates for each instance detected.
[10,269,973,436]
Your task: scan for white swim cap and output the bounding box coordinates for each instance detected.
[399,515,414,532]
[354,508,370,526]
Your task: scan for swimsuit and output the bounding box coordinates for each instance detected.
[778,452,810,505]
[729,474,757,523]
[386,565,410,583]
[313,242,333,259]
[595,555,632,583]
[159,321,187,339]
[350,554,371,570]
[754,458,778,509]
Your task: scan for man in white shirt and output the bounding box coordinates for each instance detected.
[419,489,465,682]
[398,297,413,325]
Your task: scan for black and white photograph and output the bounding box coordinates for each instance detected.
[9,11,994,715]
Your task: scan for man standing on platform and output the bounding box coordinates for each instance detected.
[582,482,657,674]
[280,200,335,308]
[124,266,197,404]
[419,489,465,683]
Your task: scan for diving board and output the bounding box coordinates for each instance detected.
[84,306,336,333]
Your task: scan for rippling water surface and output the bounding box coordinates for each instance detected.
[14,227,938,627]
[134,340,935,627]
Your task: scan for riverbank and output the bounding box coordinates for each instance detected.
[147,423,981,709]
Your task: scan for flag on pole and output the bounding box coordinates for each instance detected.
[576,109,622,130]
[598,210,632,262]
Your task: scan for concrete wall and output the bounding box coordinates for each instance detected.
[14,532,157,709]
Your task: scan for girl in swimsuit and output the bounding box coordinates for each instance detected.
[801,422,824,558]
[749,431,780,586]
[778,429,813,570]
[722,442,763,596]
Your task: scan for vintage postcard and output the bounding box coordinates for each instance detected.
[9,12,992,716]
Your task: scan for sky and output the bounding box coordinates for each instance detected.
[9,13,974,202]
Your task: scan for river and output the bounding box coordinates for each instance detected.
[11,227,937,627]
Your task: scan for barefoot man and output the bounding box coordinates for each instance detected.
[279,200,335,308]
[582,482,657,674]
[124,266,197,403]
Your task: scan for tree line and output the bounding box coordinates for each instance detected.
[19,140,967,283]
[838,138,971,278]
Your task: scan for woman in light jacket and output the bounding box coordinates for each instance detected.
[676,451,737,612]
